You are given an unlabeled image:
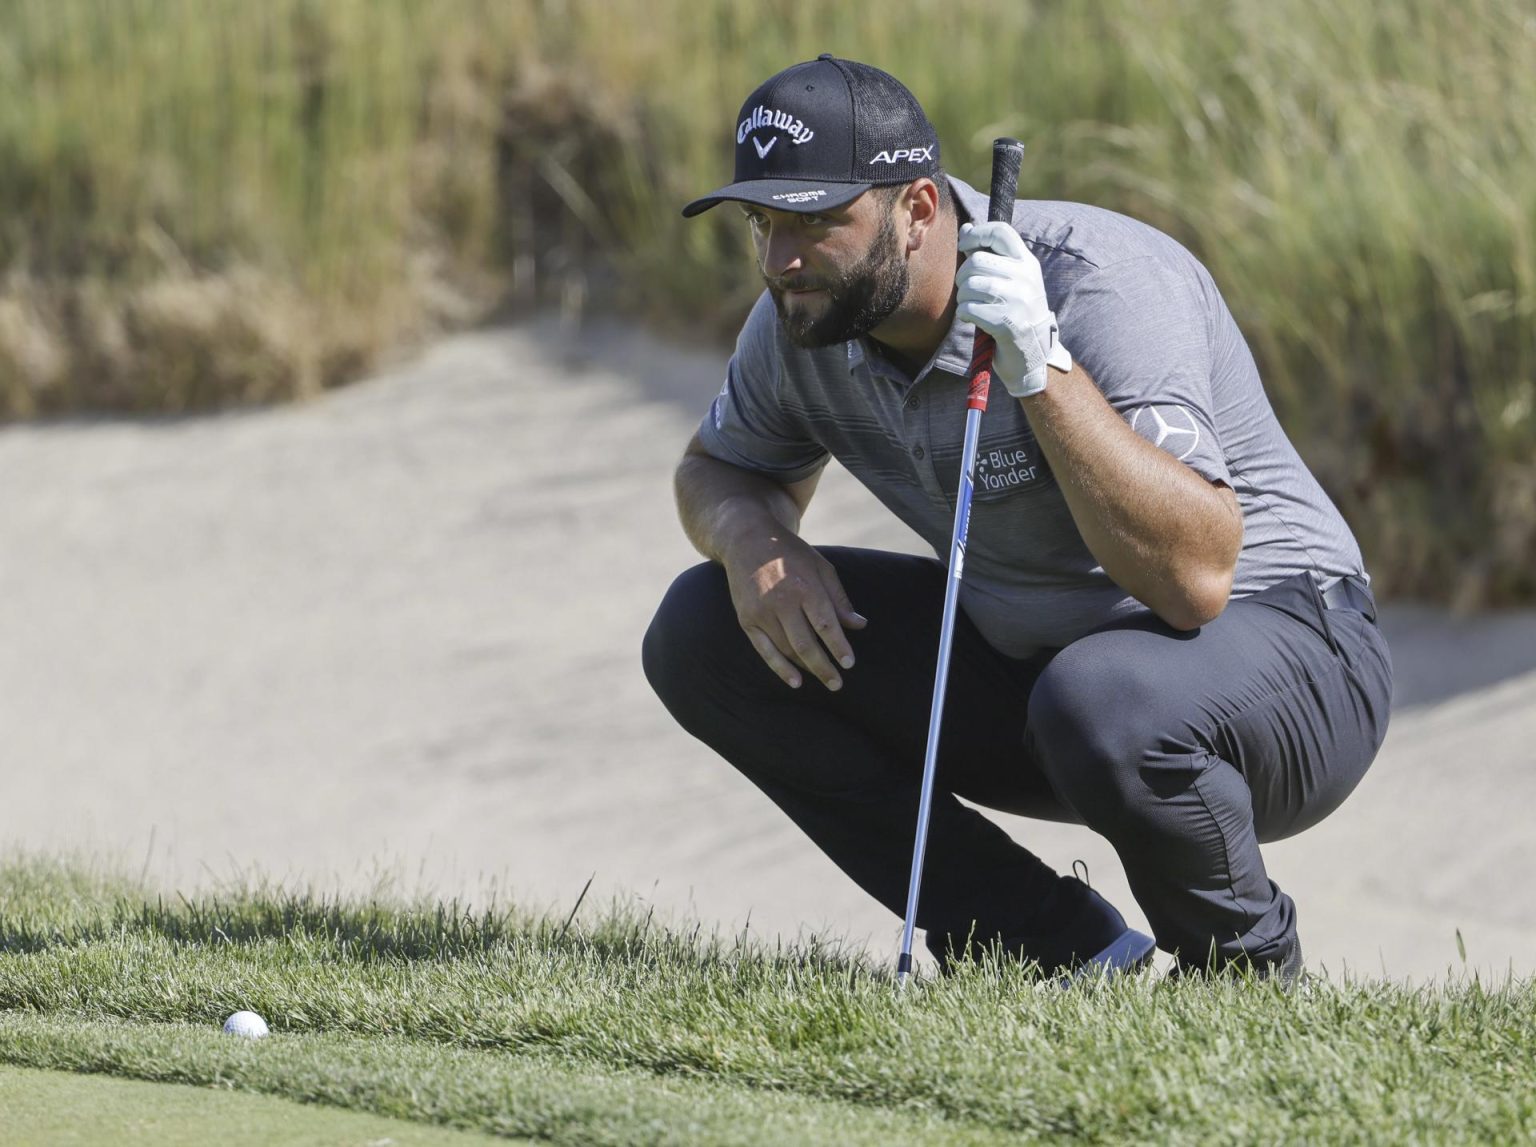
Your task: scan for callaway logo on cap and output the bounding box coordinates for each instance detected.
[682,54,942,218]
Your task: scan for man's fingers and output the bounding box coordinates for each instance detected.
[779,612,845,691]
[820,570,868,633]
[744,626,803,689]
[957,219,1028,259]
[955,272,1011,307]
[729,545,866,691]
[955,252,1018,286]
[746,615,846,692]
[803,600,856,673]
[955,299,1016,335]
[839,607,869,630]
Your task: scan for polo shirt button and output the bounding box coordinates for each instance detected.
[912,445,925,459]
[906,395,920,410]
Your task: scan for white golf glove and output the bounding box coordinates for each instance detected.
[955,221,1073,397]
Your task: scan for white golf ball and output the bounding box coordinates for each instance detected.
[222,1010,270,1039]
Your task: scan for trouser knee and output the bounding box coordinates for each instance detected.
[644,560,857,802]
[1027,649,1179,832]
[640,561,739,721]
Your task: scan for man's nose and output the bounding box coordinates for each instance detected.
[761,225,805,279]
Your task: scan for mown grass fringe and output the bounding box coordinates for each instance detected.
[3,855,1536,1143]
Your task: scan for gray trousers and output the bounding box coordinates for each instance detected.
[642,547,1393,967]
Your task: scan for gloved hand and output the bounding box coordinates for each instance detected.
[955,221,1073,397]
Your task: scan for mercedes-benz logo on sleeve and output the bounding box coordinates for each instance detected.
[1129,405,1201,461]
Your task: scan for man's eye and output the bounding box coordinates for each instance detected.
[801,214,826,227]
[743,212,768,229]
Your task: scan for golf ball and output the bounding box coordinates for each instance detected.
[222,1010,270,1039]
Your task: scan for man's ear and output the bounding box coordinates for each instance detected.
[903,178,942,252]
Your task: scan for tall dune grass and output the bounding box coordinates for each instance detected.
[1,0,1531,602]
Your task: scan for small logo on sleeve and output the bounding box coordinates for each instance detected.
[711,378,731,429]
[1129,405,1201,461]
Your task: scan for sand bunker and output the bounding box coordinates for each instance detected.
[2,319,1532,983]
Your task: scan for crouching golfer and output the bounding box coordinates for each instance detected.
[642,56,1392,980]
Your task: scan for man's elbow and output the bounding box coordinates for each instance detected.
[1158,565,1236,632]
[1161,496,1242,630]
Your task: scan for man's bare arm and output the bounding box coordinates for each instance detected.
[675,434,865,690]
[954,223,1242,629]
[1019,364,1242,630]
[677,434,819,561]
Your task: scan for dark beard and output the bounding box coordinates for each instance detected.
[766,210,909,348]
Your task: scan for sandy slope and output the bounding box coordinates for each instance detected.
[2,319,1532,983]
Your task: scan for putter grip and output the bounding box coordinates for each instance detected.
[963,138,1026,408]
[986,137,1025,224]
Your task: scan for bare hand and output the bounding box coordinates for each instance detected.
[721,535,867,690]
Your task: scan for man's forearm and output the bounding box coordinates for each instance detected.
[1020,365,1242,629]
[675,451,805,563]
[671,446,859,692]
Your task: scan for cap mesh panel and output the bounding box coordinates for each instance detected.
[844,64,940,184]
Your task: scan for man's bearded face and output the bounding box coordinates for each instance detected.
[764,206,910,348]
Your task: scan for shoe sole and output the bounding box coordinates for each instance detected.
[1062,928,1158,986]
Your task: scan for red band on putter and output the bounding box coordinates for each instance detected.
[966,337,995,411]
[967,371,991,412]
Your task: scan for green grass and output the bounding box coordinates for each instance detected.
[1,1062,517,1146]
[3,856,1536,1144]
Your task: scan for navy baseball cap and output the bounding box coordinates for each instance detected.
[682,54,941,218]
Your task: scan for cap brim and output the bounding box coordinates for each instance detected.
[682,179,871,218]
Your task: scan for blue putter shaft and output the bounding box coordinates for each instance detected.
[896,136,1024,987]
[895,396,987,985]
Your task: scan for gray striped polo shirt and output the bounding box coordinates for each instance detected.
[697,176,1367,657]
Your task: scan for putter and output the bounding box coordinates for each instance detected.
[896,137,1025,987]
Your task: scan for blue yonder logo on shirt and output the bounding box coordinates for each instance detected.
[976,443,1041,492]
